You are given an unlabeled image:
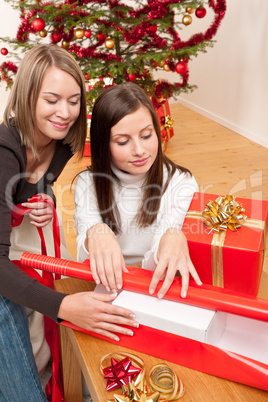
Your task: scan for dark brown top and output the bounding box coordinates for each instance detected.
[0,121,73,321]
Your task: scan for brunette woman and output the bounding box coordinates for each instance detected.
[75,83,202,300]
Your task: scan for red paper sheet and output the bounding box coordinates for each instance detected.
[20,252,268,391]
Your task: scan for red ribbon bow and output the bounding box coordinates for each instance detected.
[103,357,141,392]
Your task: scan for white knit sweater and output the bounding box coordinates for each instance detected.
[74,165,198,270]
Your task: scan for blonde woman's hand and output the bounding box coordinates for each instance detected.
[22,193,54,228]
[85,223,128,293]
[58,291,139,341]
[149,228,202,299]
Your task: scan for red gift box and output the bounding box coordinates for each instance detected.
[20,253,268,391]
[155,100,174,151]
[83,113,91,157]
[182,192,268,296]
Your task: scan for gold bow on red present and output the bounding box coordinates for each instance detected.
[160,115,174,130]
[202,195,247,233]
[160,103,174,144]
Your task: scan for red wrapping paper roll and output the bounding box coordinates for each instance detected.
[20,252,268,322]
[21,252,94,281]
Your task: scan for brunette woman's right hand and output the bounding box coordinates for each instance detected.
[57,291,138,341]
[85,223,128,293]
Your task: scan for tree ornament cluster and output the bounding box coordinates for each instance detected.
[0,0,226,109]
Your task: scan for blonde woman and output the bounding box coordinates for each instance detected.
[0,45,137,401]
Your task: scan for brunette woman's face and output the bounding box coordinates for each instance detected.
[110,106,159,175]
[34,66,81,145]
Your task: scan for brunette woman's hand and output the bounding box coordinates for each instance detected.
[22,193,54,227]
[149,228,202,299]
[85,223,128,293]
[57,291,139,341]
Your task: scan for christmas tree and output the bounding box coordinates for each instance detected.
[0,0,226,110]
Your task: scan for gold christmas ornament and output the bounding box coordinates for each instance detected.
[186,7,194,14]
[61,40,70,50]
[74,28,84,39]
[105,38,115,49]
[159,60,165,68]
[39,29,47,38]
[163,64,171,72]
[182,15,192,25]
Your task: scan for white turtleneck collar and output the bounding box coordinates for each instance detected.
[111,163,147,186]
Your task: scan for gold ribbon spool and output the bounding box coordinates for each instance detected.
[149,363,184,400]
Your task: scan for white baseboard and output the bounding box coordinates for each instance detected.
[176,98,268,149]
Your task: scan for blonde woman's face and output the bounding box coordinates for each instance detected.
[110,106,158,175]
[34,66,81,145]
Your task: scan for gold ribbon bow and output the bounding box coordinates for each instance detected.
[160,102,174,145]
[202,195,247,233]
[161,115,174,129]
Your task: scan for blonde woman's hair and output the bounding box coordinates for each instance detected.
[4,44,87,158]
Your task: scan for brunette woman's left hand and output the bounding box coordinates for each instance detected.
[22,193,54,228]
[149,228,202,299]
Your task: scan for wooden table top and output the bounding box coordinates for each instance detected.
[54,271,268,402]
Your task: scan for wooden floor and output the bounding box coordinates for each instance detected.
[55,102,268,278]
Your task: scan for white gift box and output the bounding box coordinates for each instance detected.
[112,289,268,365]
[112,289,225,344]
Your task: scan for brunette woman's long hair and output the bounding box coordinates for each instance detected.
[90,83,191,234]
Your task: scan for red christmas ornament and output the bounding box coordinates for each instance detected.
[175,61,187,74]
[149,24,157,33]
[195,7,207,18]
[84,29,92,38]
[84,73,90,80]
[1,48,8,56]
[51,31,62,44]
[128,73,136,81]
[31,17,45,32]
[97,32,106,42]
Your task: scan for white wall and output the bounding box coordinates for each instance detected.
[0,0,267,148]
[171,0,268,148]
[0,2,21,119]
